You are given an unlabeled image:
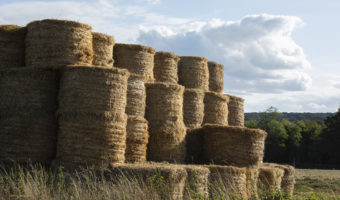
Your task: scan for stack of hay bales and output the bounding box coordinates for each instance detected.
[55,66,129,168]
[113,43,155,82]
[154,51,179,84]
[0,68,58,163]
[92,32,114,67]
[207,61,224,93]
[145,83,186,163]
[0,25,26,68]
[203,92,229,125]
[226,94,245,127]
[25,19,93,68]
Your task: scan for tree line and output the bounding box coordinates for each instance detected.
[245,106,340,169]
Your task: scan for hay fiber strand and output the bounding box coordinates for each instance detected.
[203,91,229,125]
[114,43,155,82]
[183,165,210,199]
[185,128,203,164]
[206,165,248,199]
[202,124,267,168]
[56,112,127,168]
[25,19,93,68]
[145,82,187,163]
[58,66,129,115]
[125,74,146,117]
[183,88,204,129]
[258,165,284,192]
[0,67,58,163]
[178,56,209,90]
[0,25,26,68]
[263,163,295,196]
[154,51,179,84]
[125,116,149,163]
[208,61,224,93]
[110,163,187,200]
[92,32,114,67]
[226,94,245,127]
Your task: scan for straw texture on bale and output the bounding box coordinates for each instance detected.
[202,124,267,167]
[185,128,203,164]
[125,116,149,163]
[154,51,179,84]
[208,61,224,93]
[25,19,93,68]
[203,92,229,125]
[245,167,259,199]
[145,83,187,163]
[0,25,26,68]
[56,112,127,168]
[207,165,247,199]
[183,88,204,129]
[114,43,155,82]
[226,94,245,127]
[0,68,58,163]
[125,74,146,117]
[258,165,284,192]
[56,66,130,168]
[263,163,295,196]
[178,56,209,90]
[110,163,187,200]
[58,66,129,115]
[92,32,114,67]
[183,165,210,199]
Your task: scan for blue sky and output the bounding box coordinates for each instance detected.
[1,0,339,112]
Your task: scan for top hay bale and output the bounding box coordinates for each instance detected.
[208,61,224,93]
[25,19,93,68]
[226,94,245,127]
[0,25,26,68]
[114,43,155,82]
[154,51,179,84]
[178,56,209,90]
[92,32,114,67]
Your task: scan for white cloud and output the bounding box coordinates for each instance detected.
[138,14,312,93]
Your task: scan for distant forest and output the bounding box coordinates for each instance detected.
[245,112,334,122]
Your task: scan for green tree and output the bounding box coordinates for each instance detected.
[282,120,302,164]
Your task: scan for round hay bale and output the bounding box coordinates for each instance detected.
[0,67,58,113]
[208,61,224,93]
[0,25,26,68]
[92,32,114,67]
[25,19,93,68]
[225,94,245,127]
[58,66,129,115]
[56,112,127,168]
[154,51,179,84]
[202,124,267,168]
[258,165,284,192]
[178,56,209,90]
[125,116,149,163]
[206,165,247,199]
[203,92,229,125]
[113,43,155,82]
[125,74,146,117]
[145,82,187,163]
[185,128,204,164]
[183,165,210,199]
[263,163,295,196]
[183,88,204,129]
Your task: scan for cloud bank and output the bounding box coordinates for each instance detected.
[138,14,312,93]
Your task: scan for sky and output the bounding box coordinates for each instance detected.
[0,0,339,112]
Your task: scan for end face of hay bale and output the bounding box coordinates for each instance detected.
[178,56,209,90]
[154,51,179,84]
[113,43,155,82]
[183,88,205,129]
[125,116,149,163]
[183,165,210,199]
[125,74,146,117]
[225,94,245,127]
[203,92,229,126]
[206,165,248,199]
[25,19,93,68]
[0,25,26,68]
[92,32,114,67]
[263,163,295,196]
[208,61,224,93]
[202,125,267,168]
[185,128,204,164]
[258,165,284,192]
